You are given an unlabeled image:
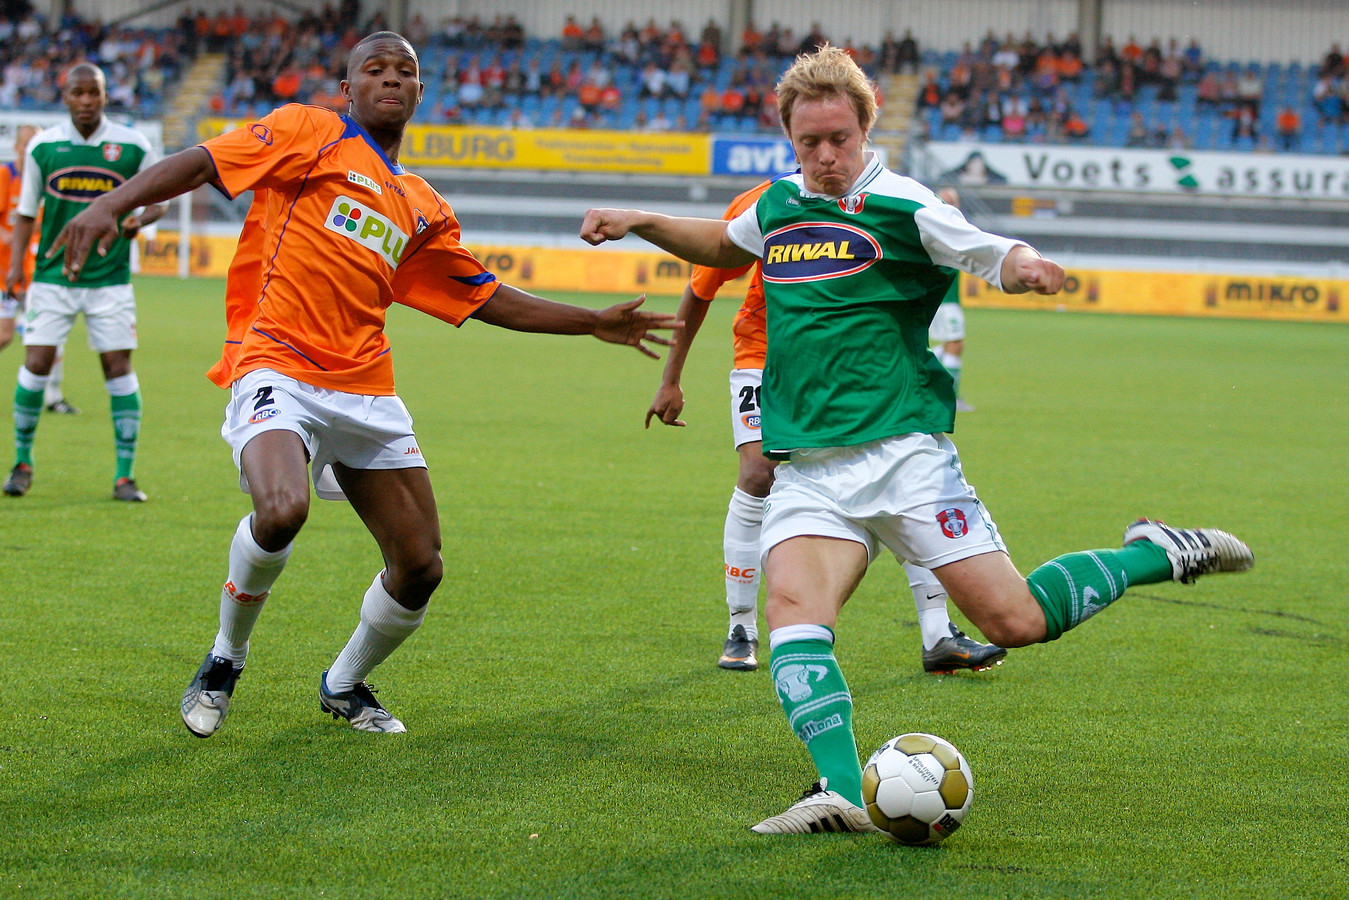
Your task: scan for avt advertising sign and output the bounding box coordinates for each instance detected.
[926,143,1349,199]
[711,136,796,177]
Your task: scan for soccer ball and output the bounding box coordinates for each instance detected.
[862,732,974,845]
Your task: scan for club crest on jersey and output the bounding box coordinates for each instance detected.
[102,143,121,162]
[937,507,969,539]
[347,170,383,194]
[838,193,866,215]
[324,195,408,267]
[46,166,125,201]
[761,222,881,283]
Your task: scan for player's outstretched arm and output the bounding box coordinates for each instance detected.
[581,208,756,268]
[51,147,218,281]
[646,284,713,428]
[472,284,678,359]
[1000,245,1065,294]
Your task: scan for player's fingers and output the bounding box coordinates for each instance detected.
[634,342,660,360]
[47,226,68,259]
[644,407,657,428]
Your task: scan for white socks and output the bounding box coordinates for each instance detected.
[904,562,956,650]
[213,515,292,665]
[325,573,427,693]
[724,487,764,640]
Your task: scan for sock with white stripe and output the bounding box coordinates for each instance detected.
[106,372,141,483]
[768,625,863,806]
[1026,543,1172,641]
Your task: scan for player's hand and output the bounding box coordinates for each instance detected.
[119,213,144,240]
[580,208,640,245]
[592,295,678,359]
[646,383,686,428]
[1003,247,1065,294]
[48,200,122,282]
[4,266,25,298]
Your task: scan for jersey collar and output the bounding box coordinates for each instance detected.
[62,116,110,146]
[796,151,883,201]
[341,114,406,176]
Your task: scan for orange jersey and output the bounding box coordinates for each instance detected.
[688,180,771,370]
[200,104,500,394]
[1,161,37,289]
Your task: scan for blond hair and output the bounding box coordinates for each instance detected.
[775,45,877,136]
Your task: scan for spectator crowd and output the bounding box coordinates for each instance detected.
[3,3,1348,156]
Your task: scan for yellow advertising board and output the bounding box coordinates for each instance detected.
[401,125,709,174]
[138,229,1345,323]
[195,119,710,175]
[961,268,1345,323]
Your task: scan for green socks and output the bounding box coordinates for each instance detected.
[1027,542,1173,641]
[769,633,863,806]
[106,374,142,482]
[110,390,141,481]
[13,381,42,466]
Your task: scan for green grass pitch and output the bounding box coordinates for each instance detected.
[0,275,1345,899]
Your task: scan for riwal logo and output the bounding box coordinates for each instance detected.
[347,170,383,194]
[761,221,880,283]
[47,166,124,201]
[324,195,407,267]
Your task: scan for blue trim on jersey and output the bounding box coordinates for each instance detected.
[251,327,329,370]
[451,271,497,287]
[341,115,406,175]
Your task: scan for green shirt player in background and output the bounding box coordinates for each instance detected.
[3,63,163,501]
[583,46,1254,835]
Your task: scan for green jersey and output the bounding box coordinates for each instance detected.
[18,118,159,287]
[725,155,1021,457]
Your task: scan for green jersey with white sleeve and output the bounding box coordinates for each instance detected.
[725,154,1023,458]
[17,117,159,288]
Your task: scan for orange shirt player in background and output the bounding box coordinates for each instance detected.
[54,31,677,739]
[0,124,39,352]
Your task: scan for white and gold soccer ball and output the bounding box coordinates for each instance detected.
[862,732,974,845]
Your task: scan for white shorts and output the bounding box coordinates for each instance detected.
[729,368,763,449]
[0,292,20,320]
[928,302,965,343]
[222,369,426,502]
[23,282,138,351]
[760,432,1005,570]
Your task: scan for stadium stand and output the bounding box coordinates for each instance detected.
[5,5,1347,157]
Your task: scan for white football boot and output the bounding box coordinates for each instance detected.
[319,672,406,733]
[750,779,879,834]
[1123,518,1254,584]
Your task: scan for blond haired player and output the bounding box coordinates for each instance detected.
[649,178,1004,675]
[55,33,677,738]
[584,46,1253,833]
